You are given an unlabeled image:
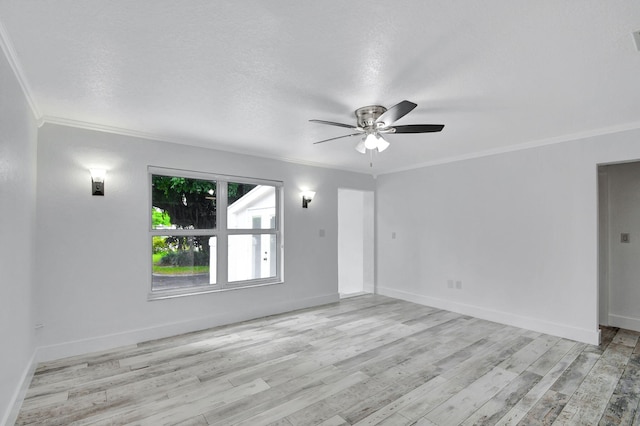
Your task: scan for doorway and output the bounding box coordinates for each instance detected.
[338,188,374,297]
[598,161,640,332]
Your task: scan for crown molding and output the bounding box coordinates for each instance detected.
[378,120,640,176]
[42,115,172,143]
[40,115,371,176]
[42,114,640,179]
[0,17,42,123]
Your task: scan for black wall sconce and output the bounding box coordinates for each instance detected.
[90,168,106,196]
[301,190,316,208]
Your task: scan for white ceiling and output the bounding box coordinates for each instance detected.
[2,1,640,174]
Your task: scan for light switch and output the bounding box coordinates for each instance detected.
[621,233,630,243]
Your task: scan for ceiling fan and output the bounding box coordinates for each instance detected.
[310,100,444,154]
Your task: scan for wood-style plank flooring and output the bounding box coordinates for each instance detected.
[15,295,640,425]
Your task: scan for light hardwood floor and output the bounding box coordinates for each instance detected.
[15,295,640,425]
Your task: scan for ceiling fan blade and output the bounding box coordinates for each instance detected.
[309,119,358,130]
[313,133,362,144]
[392,124,445,133]
[375,100,417,126]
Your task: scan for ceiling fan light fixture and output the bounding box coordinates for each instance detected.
[364,133,379,150]
[359,133,389,153]
[376,137,390,152]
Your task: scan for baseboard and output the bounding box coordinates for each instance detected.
[36,293,338,363]
[340,291,370,299]
[2,350,37,426]
[377,287,599,345]
[608,313,640,332]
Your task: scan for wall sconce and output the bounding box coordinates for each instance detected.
[301,190,316,208]
[89,168,106,196]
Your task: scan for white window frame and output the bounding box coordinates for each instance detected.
[148,166,283,300]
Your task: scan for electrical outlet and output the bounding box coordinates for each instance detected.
[447,279,454,289]
[456,280,462,289]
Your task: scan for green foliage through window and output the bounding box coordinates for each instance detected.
[152,176,217,230]
[152,209,171,227]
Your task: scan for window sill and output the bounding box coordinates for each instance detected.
[147,280,284,301]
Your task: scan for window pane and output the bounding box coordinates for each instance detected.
[152,175,217,230]
[228,234,276,282]
[227,184,276,229]
[152,235,217,291]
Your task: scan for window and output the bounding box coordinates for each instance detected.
[149,167,282,298]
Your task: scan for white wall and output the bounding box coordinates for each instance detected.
[377,129,640,344]
[363,191,374,293]
[602,161,640,331]
[338,189,365,295]
[598,169,609,326]
[338,189,375,296]
[34,123,374,361]
[0,46,38,423]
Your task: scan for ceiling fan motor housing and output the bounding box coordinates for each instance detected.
[355,105,387,129]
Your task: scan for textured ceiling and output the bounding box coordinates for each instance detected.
[1,1,640,174]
